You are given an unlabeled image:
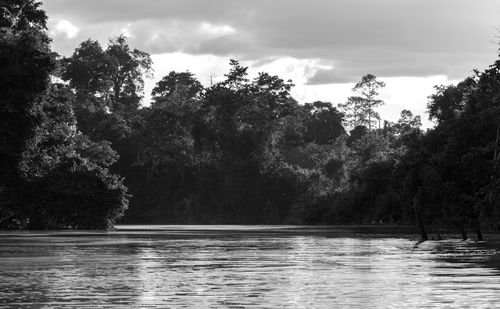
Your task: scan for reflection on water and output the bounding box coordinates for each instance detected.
[0,225,499,307]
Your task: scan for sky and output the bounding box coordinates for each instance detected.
[42,0,500,128]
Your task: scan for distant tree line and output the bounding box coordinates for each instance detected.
[1,1,500,237]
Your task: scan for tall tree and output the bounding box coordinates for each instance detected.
[338,96,365,129]
[1,1,129,229]
[394,109,422,136]
[62,35,153,119]
[105,35,153,115]
[61,39,112,108]
[0,0,54,179]
[19,84,128,229]
[340,74,385,130]
[61,37,154,212]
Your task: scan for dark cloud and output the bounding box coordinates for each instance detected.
[305,49,486,84]
[193,36,251,56]
[43,0,500,83]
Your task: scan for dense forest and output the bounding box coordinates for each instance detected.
[1,1,500,238]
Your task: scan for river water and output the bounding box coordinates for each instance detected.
[0,225,499,308]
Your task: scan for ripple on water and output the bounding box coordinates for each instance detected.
[0,226,499,308]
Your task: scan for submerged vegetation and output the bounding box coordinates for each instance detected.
[1,1,500,238]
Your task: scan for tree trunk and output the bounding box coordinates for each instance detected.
[413,194,428,241]
[475,218,484,241]
[459,219,468,240]
[459,226,468,240]
[475,206,485,241]
[436,232,442,241]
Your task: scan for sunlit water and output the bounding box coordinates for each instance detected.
[0,225,499,308]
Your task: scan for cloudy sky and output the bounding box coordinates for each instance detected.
[43,0,500,128]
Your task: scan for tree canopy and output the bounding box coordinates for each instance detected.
[2,1,500,237]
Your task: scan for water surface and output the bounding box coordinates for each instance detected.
[0,225,499,308]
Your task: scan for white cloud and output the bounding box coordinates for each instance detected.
[377,76,460,129]
[41,1,494,131]
[121,23,133,38]
[53,19,80,39]
[199,23,235,36]
[42,0,500,82]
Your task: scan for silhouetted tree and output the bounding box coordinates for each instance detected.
[340,74,385,130]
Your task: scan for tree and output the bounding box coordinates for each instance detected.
[338,96,365,129]
[61,39,112,107]
[347,125,368,146]
[340,74,385,130]
[17,83,128,229]
[62,35,153,118]
[105,35,153,115]
[0,0,55,226]
[28,156,128,229]
[20,84,120,176]
[394,109,422,136]
[61,37,154,224]
[223,59,249,90]
[0,0,54,181]
[128,59,314,224]
[0,0,47,32]
[427,79,473,124]
[303,101,345,145]
[152,71,203,106]
[1,1,130,229]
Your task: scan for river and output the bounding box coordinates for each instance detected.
[0,225,499,308]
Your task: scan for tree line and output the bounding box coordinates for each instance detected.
[1,1,499,238]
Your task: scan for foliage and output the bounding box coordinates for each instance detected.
[61,35,153,118]
[0,0,53,182]
[152,71,203,104]
[4,1,500,233]
[1,1,128,230]
[27,157,128,229]
[339,74,385,130]
[303,101,345,144]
